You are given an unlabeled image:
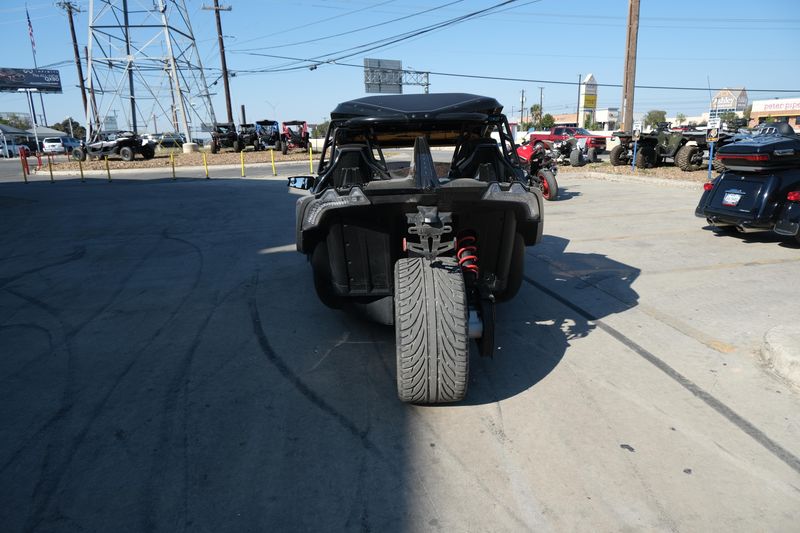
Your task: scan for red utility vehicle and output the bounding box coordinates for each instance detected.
[527,126,607,153]
[280,120,311,154]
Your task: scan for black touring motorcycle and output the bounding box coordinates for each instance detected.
[695,122,800,244]
[288,93,543,403]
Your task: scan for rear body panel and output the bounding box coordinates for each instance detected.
[697,169,800,229]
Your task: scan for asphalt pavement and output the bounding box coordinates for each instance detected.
[1,169,799,532]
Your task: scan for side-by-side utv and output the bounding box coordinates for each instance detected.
[288,93,543,404]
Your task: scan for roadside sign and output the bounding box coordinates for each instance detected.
[632,121,642,141]
[707,117,721,143]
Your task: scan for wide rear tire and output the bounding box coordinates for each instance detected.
[282,140,288,155]
[120,146,134,162]
[609,144,627,166]
[538,169,558,201]
[395,257,469,404]
[635,146,656,168]
[72,147,87,162]
[140,145,155,160]
[675,144,702,171]
[586,147,598,163]
[569,148,586,167]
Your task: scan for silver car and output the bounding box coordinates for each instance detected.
[42,137,81,154]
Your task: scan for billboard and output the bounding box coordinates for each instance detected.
[0,68,62,93]
[364,58,403,94]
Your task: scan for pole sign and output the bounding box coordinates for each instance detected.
[0,68,62,93]
[631,121,642,171]
[706,117,721,143]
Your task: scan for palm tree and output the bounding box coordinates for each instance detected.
[676,113,687,126]
[530,104,542,129]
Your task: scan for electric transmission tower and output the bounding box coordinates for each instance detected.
[86,0,216,140]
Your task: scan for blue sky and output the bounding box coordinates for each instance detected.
[1,0,798,130]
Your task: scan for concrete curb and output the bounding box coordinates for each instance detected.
[559,170,704,190]
[761,325,800,389]
[47,160,302,178]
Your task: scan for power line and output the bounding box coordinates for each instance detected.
[234,0,537,73]
[233,54,800,94]
[231,0,466,53]
[233,0,400,48]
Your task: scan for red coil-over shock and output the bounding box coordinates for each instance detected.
[456,231,479,278]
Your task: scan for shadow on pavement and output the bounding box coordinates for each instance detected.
[0,179,639,531]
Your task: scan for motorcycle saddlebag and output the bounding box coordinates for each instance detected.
[717,128,800,172]
[698,172,783,229]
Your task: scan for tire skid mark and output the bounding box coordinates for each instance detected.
[19,231,204,531]
[522,274,800,475]
[249,272,379,453]
[139,233,212,533]
[0,246,86,289]
[22,355,141,533]
[0,323,54,384]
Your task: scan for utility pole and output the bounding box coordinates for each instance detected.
[58,2,88,125]
[621,0,640,132]
[203,1,233,124]
[576,74,582,126]
[538,86,544,113]
[520,89,525,125]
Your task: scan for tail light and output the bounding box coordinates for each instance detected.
[716,154,769,161]
[788,191,800,202]
[703,182,713,191]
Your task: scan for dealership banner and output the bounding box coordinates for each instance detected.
[0,68,62,93]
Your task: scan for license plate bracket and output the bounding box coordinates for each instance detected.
[722,192,742,207]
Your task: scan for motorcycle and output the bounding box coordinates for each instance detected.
[517,140,559,200]
[695,122,800,244]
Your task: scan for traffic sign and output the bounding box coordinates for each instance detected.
[632,121,642,141]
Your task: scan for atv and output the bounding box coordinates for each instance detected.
[238,123,261,151]
[255,119,281,150]
[610,122,693,169]
[288,93,543,404]
[72,131,155,162]
[515,139,559,200]
[280,120,310,154]
[209,122,241,154]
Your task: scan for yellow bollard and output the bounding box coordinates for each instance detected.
[308,144,313,173]
[270,147,276,176]
[47,155,54,183]
[78,158,84,182]
[105,156,111,182]
[202,152,209,179]
[170,153,176,180]
[240,150,245,177]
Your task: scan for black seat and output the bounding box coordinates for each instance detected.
[329,144,382,188]
[453,139,505,181]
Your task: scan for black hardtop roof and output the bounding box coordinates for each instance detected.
[283,120,306,126]
[330,93,503,121]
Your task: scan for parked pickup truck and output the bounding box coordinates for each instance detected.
[527,126,607,153]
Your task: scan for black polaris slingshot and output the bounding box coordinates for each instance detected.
[288,93,543,404]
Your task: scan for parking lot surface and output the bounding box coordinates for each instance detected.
[1,173,798,532]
